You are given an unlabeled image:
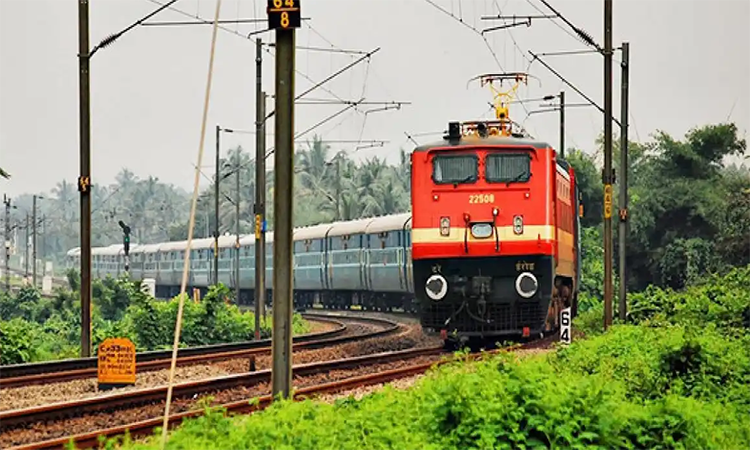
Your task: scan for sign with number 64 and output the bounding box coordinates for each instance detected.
[560,307,572,344]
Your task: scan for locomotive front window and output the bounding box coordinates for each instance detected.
[432,155,478,184]
[486,153,531,184]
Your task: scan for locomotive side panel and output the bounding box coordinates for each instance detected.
[554,163,576,278]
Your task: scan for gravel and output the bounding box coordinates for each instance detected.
[0,320,438,412]
[0,354,444,448]
[315,373,427,404]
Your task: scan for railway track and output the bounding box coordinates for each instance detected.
[0,314,395,389]
[1,334,556,450]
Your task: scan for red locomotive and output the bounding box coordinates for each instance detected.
[411,74,582,346]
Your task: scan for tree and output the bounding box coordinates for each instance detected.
[624,123,749,290]
[566,149,601,228]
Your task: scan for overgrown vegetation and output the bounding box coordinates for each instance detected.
[0,277,310,365]
[111,267,750,450]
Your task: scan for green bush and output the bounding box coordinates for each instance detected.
[552,325,750,406]
[576,264,750,337]
[117,325,750,450]
[0,279,311,363]
[0,317,40,364]
[112,265,750,450]
[628,265,750,333]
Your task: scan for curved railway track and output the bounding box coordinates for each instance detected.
[0,314,395,389]
[2,334,556,450]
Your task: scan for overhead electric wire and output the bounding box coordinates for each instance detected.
[266,43,368,55]
[487,0,533,122]
[145,0,384,131]
[265,102,363,158]
[147,0,406,171]
[534,48,602,57]
[531,0,600,51]
[292,48,379,109]
[490,0,533,67]
[522,0,579,46]
[141,18,266,26]
[263,45,344,102]
[528,50,621,127]
[144,0,355,55]
[288,99,410,106]
[91,0,181,57]
[423,0,504,71]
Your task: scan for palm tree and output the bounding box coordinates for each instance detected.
[296,136,331,192]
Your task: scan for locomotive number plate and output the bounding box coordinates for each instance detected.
[469,193,495,204]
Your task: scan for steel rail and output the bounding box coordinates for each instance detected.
[8,337,555,450]
[0,345,439,430]
[0,315,397,388]
[0,315,344,387]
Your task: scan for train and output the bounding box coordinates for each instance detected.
[66,73,583,345]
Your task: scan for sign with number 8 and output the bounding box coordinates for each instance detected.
[267,0,301,29]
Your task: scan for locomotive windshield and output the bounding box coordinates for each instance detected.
[485,153,531,184]
[432,154,478,184]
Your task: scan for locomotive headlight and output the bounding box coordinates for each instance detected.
[425,274,448,301]
[439,217,450,236]
[513,215,524,235]
[471,223,493,239]
[515,272,538,299]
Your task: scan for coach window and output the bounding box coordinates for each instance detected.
[486,153,531,183]
[432,154,478,185]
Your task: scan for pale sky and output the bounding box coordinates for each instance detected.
[1,0,749,198]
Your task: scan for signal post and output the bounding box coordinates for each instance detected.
[268,0,300,400]
[119,221,131,273]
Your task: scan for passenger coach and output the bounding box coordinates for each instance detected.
[67,213,416,312]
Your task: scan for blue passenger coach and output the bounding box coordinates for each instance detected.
[67,213,416,312]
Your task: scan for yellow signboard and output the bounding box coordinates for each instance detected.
[603,184,613,219]
[97,337,136,385]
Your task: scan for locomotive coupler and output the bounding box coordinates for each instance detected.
[477,295,487,317]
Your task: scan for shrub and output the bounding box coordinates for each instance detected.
[0,317,40,364]
[111,267,750,450]
[0,280,310,362]
[116,331,750,450]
